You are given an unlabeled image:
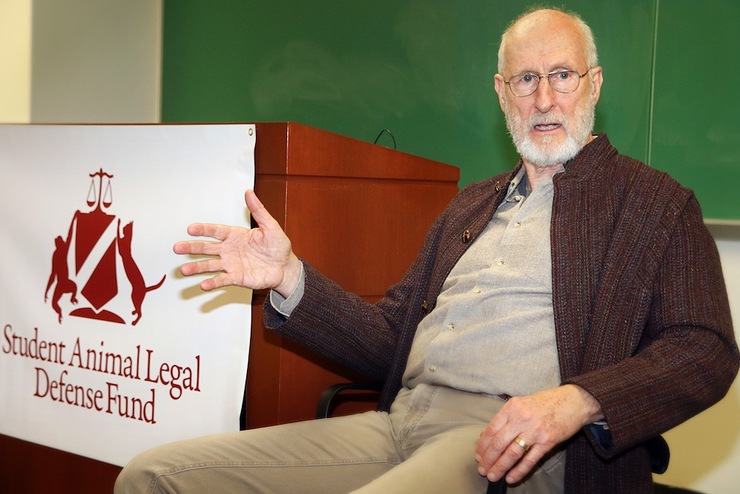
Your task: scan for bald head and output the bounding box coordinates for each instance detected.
[497,8,598,76]
[492,8,603,169]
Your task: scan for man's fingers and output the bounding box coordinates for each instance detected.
[174,239,222,257]
[179,258,223,277]
[199,273,229,292]
[172,241,190,255]
[187,223,239,242]
[476,426,514,478]
[478,436,521,480]
[479,439,543,483]
[476,413,507,460]
[244,189,279,232]
[503,444,544,483]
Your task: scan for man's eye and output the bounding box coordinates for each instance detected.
[555,71,571,80]
[520,74,536,84]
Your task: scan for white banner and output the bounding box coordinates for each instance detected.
[0,124,255,466]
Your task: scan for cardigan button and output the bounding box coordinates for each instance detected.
[462,229,471,243]
[421,300,429,312]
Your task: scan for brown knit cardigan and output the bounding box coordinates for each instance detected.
[264,134,739,493]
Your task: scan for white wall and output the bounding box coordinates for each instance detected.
[0,0,32,122]
[0,0,161,124]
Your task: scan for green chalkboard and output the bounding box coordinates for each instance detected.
[161,0,738,219]
[650,0,740,220]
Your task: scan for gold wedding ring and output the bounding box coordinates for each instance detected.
[513,436,531,453]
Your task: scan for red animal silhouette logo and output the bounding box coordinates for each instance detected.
[118,221,166,325]
[44,236,79,322]
[44,169,165,325]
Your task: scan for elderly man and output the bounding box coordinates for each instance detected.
[116,7,738,494]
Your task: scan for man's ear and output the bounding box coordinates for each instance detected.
[590,66,603,105]
[493,74,506,111]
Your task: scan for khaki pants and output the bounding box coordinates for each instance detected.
[115,384,564,493]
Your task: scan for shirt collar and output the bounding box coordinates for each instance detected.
[505,166,530,203]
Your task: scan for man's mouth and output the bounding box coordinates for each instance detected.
[533,123,562,131]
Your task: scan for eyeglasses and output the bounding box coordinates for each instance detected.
[504,68,591,97]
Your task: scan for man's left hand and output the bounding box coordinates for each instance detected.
[475,384,603,484]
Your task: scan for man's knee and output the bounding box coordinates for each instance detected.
[114,448,161,494]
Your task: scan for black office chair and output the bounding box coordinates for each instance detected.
[316,383,693,494]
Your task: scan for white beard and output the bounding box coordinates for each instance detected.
[504,91,596,168]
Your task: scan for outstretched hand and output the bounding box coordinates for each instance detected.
[475,384,603,484]
[173,190,302,297]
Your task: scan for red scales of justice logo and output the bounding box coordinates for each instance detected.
[44,169,165,325]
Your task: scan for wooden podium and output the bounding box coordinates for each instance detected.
[246,122,460,428]
[0,122,459,493]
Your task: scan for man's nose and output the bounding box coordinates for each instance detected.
[534,77,555,112]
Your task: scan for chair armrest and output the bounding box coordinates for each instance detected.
[487,479,507,494]
[316,382,383,419]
